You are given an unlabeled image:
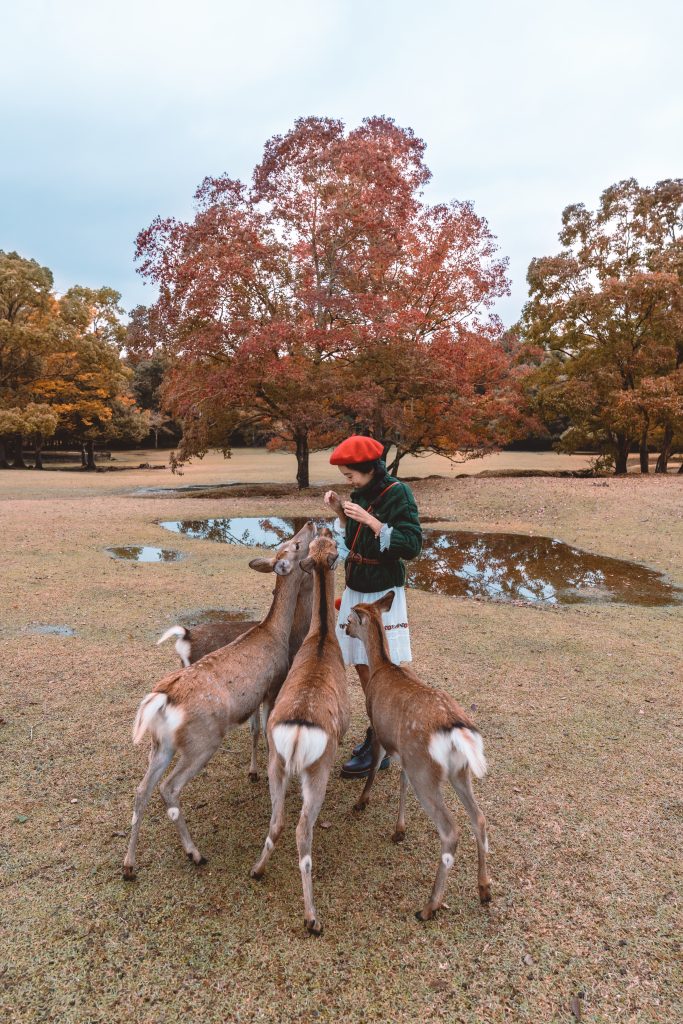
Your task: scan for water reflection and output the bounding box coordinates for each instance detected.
[107,546,183,563]
[158,518,683,607]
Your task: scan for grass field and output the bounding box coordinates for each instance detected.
[1,450,682,1023]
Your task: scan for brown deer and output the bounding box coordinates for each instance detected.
[156,570,314,781]
[343,591,491,921]
[122,520,317,881]
[250,529,349,936]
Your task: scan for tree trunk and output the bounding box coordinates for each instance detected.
[388,448,404,476]
[12,435,28,469]
[614,436,629,475]
[678,460,683,474]
[154,429,159,449]
[34,432,44,470]
[85,439,97,471]
[81,442,87,469]
[639,429,649,474]
[295,432,309,489]
[0,438,9,469]
[655,425,673,474]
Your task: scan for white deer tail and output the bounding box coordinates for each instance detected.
[272,722,328,775]
[157,625,191,667]
[157,625,187,646]
[429,726,487,779]
[132,692,184,746]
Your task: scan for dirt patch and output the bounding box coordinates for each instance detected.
[1,452,681,1023]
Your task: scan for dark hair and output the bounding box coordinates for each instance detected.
[345,457,382,475]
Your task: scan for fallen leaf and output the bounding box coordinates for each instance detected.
[320,821,333,829]
[570,995,582,1020]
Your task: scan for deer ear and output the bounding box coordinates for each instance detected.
[350,604,368,624]
[300,556,315,574]
[377,590,395,613]
[249,557,274,574]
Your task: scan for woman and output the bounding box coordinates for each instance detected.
[324,435,422,778]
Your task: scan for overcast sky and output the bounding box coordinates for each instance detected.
[1,0,681,326]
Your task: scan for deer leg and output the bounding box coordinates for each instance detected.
[353,735,385,812]
[411,779,459,921]
[248,710,260,782]
[297,763,329,936]
[250,750,288,879]
[158,739,220,865]
[123,740,174,880]
[261,699,272,755]
[392,769,409,843]
[451,765,491,904]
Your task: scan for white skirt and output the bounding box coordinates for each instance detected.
[336,585,412,666]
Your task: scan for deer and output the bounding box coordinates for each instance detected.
[343,591,491,921]
[122,520,317,881]
[250,529,349,936]
[156,569,314,781]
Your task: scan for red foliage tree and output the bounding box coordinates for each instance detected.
[136,116,523,486]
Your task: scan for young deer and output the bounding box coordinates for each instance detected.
[122,520,317,881]
[156,571,314,781]
[344,591,491,921]
[250,529,349,936]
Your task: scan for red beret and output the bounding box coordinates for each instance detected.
[329,436,384,466]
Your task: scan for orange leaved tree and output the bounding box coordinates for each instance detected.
[136,116,523,486]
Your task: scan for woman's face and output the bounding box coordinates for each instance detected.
[339,465,374,489]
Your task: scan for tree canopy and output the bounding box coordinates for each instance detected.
[521,178,683,473]
[135,116,529,485]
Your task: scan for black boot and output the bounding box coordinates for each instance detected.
[340,727,390,779]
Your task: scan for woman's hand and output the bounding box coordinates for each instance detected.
[343,501,383,536]
[324,490,345,517]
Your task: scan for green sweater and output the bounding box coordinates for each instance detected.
[343,472,422,593]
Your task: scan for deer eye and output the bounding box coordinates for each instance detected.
[295,543,300,551]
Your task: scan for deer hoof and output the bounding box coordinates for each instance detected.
[188,853,207,866]
[391,830,406,844]
[479,883,492,904]
[122,865,137,882]
[250,867,264,881]
[248,772,259,783]
[306,918,324,936]
[353,801,367,813]
[415,907,436,922]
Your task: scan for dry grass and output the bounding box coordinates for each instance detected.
[1,452,682,1023]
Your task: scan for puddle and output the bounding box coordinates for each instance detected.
[160,516,309,548]
[159,517,683,606]
[26,624,76,636]
[176,609,254,627]
[106,546,183,563]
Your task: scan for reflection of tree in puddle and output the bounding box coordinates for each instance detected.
[409,531,679,605]
[108,546,182,563]
[160,517,312,548]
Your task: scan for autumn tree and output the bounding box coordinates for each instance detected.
[0,251,61,466]
[136,116,522,487]
[522,179,683,474]
[33,287,148,468]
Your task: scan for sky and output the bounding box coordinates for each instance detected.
[1,0,681,327]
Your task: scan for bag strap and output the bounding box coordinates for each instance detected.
[347,481,400,556]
